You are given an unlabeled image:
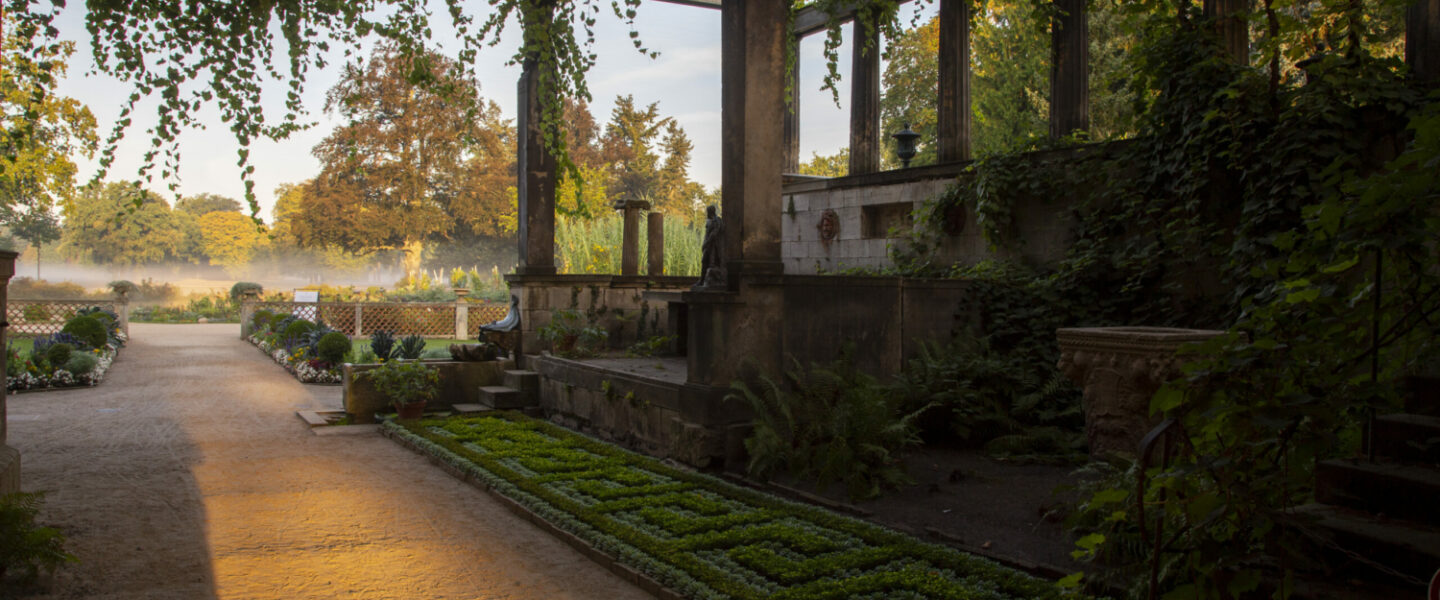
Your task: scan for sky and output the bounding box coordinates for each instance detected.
[53,2,934,223]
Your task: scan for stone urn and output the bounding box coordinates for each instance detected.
[1056,326,1226,458]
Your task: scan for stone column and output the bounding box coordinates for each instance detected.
[1,250,20,494]
[1203,0,1250,64]
[721,0,789,283]
[783,35,801,173]
[115,288,131,337]
[1049,0,1089,139]
[454,288,470,340]
[938,0,973,162]
[239,289,259,339]
[1056,326,1226,458]
[516,2,559,276]
[616,199,650,276]
[849,11,882,175]
[647,212,665,276]
[1409,0,1440,85]
[354,304,364,337]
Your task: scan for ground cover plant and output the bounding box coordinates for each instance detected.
[6,308,126,392]
[386,413,1073,600]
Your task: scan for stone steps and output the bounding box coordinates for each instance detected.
[1315,458,1440,527]
[1371,413,1440,465]
[1290,503,1440,586]
[479,385,530,410]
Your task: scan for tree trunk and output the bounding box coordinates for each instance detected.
[402,239,425,285]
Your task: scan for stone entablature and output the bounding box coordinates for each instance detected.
[1056,326,1227,458]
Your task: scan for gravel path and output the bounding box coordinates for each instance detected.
[7,323,653,600]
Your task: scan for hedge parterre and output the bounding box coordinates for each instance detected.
[386,414,1076,600]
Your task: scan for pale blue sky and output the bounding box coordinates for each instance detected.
[54,2,933,222]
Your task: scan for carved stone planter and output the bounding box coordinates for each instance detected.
[1056,326,1225,458]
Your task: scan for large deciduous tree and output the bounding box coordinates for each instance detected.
[1,23,96,222]
[60,183,185,264]
[197,210,268,269]
[295,45,505,282]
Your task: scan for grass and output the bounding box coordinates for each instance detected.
[7,337,36,355]
[386,413,1073,600]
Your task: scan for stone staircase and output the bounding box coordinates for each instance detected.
[454,369,540,414]
[1292,377,1440,593]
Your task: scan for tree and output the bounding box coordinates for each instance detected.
[880,16,939,168]
[798,149,850,178]
[602,95,703,218]
[197,211,267,269]
[0,24,96,217]
[60,182,185,264]
[295,45,493,281]
[5,207,59,278]
[175,193,242,216]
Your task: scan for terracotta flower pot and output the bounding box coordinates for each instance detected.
[395,400,427,420]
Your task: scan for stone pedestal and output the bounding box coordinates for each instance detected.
[1,249,18,494]
[616,199,650,276]
[1056,326,1225,458]
[647,212,665,276]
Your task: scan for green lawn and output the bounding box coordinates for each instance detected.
[6,337,35,355]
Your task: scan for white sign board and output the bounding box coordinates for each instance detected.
[293,290,319,303]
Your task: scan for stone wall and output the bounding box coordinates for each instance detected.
[504,274,696,357]
[532,355,743,470]
[780,146,1118,274]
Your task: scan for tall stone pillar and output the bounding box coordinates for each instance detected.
[720,0,788,284]
[617,199,650,276]
[1,250,20,494]
[1049,0,1089,139]
[849,12,882,175]
[783,35,801,174]
[1409,0,1440,85]
[1204,0,1250,64]
[515,6,558,276]
[938,0,973,162]
[647,212,665,276]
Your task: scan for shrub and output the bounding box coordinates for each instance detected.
[282,319,314,341]
[731,350,931,501]
[64,353,98,375]
[77,307,119,334]
[0,492,75,584]
[45,343,73,367]
[316,332,352,364]
[60,316,107,350]
[358,359,440,409]
[394,334,426,360]
[252,309,274,330]
[229,281,263,301]
[370,330,397,360]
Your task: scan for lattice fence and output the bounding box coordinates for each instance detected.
[8,300,122,337]
[246,301,508,339]
[467,303,511,338]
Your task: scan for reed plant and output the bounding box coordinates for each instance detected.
[556,213,701,276]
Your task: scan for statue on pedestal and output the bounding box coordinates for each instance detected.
[694,204,726,290]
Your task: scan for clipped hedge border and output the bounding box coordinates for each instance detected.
[383,414,1075,600]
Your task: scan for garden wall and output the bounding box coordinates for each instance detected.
[504,274,697,357]
[779,144,1130,274]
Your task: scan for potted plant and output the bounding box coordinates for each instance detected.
[538,309,608,357]
[358,358,441,419]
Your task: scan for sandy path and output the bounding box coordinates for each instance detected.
[7,323,653,600]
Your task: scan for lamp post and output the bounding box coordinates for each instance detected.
[892,123,920,168]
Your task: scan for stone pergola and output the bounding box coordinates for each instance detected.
[507,0,1440,388]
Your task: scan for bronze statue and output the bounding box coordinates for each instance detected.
[694,204,726,290]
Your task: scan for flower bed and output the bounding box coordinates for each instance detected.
[385,414,1072,600]
[248,334,343,384]
[7,327,127,393]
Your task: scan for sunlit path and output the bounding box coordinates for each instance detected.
[9,323,653,600]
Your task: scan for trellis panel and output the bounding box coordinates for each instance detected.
[8,300,120,337]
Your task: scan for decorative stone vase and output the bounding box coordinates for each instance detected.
[1056,326,1226,458]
